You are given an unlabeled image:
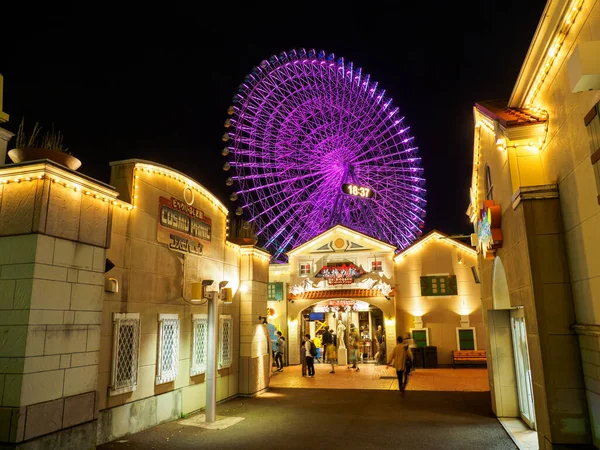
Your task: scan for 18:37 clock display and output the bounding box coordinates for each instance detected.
[342,183,375,199]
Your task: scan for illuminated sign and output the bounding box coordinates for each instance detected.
[342,183,374,199]
[329,300,355,307]
[158,196,212,256]
[476,200,502,259]
[315,262,364,286]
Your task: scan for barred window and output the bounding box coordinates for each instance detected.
[110,313,141,396]
[219,315,233,369]
[156,314,180,385]
[191,314,208,376]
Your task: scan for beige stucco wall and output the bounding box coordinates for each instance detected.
[470,3,600,445]
[97,161,254,443]
[394,239,484,365]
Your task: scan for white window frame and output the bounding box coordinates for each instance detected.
[368,258,383,273]
[156,314,180,385]
[410,328,430,346]
[190,314,208,376]
[219,315,233,369]
[299,262,311,276]
[456,327,477,351]
[110,313,141,396]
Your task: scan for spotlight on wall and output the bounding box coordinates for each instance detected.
[471,266,481,284]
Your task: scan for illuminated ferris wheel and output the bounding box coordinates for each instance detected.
[222,48,426,260]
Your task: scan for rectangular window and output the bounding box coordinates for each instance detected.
[156,314,180,385]
[190,314,208,376]
[411,329,429,348]
[267,282,284,301]
[456,328,477,350]
[420,275,458,296]
[299,263,311,276]
[110,313,141,396]
[219,315,233,369]
[370,259,383,272]
[584,103,600,205]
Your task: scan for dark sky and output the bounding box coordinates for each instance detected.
[1,1,546,238]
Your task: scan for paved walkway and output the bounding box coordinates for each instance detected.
[99,388,516,450]
[270,363,490,391]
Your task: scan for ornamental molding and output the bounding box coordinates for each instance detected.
[572,324,600,336]
[511,184,559,210]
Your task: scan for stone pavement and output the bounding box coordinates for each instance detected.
[269,363,490,391]
[99,379,516,449]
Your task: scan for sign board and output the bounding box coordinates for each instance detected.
[315,262,364,286]
[476,200,502,259]
[157,196,212,256]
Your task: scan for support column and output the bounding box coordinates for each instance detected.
[0,161,117,448]
[514,185,591,448]
[238,247,270,396]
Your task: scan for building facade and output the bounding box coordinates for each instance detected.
[467,0,600,447]
[268,226,483,368]
[0,157,270,449]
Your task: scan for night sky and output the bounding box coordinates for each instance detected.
[1,1,546,239]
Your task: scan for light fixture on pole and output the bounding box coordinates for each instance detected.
[204,279,230,424]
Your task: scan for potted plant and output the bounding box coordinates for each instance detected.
[8,119,81,170]
[228,218,258,246]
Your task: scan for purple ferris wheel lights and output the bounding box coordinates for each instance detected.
[222,48,426,261]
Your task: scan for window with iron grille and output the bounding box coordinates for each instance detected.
[584,103,600,205]
[110,313,141,396]
[156,314,180,385]
[370,259,383,272]
[219,315,233,369]
[420,275,458,296]
[191,314,208,376]
[299,263,311,276]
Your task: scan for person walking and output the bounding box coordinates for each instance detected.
[322,328,335,373]
[305,334,316,377]
[388,336,413,397]
[300,336,307,377]
[275,331,285,372]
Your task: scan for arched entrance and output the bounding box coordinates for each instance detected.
[286,295,395,366]
[296,299,386,366]
[489,257,536,428]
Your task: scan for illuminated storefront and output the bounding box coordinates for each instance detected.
[268,225,483,369]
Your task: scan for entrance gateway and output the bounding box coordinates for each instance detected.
[301,299,385,365]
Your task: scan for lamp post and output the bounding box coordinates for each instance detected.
[193,280,230,424]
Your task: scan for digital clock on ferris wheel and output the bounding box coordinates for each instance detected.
[342,183,375,199]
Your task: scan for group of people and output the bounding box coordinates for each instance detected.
[273,325,415,395]
[300,327,337,377]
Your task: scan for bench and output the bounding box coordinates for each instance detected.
[452,350,487,369]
